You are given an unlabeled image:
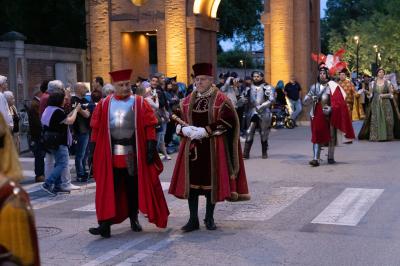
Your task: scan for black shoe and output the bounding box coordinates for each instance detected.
[41,183,56,196]
[89,223,111,238]
[181,219,200,232]
[309,160,320,167]
[130,218,143,232]
[328,159,336,164]
[204,218,217,230]
[76,176,88,182]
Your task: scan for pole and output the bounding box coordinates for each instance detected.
[356,42,359,80]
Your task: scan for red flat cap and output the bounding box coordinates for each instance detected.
[109,69,132,82]
[192,63,213,77]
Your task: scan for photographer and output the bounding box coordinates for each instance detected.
[41,88,80,195]
[71,82,91,182]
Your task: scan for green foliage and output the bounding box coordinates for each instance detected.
[0,0,86,48]
[322,0,400,73]
[217,0,264,51]
[217,49,255,68]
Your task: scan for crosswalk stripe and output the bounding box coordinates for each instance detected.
[31,196,69,210]
[19,157,75,164]
[116,233,183,265]
[311,188,384,226]
[225,187,313,221]
[23,170,35,178]
[82,234,155,266]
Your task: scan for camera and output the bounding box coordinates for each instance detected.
[72,102,89,110]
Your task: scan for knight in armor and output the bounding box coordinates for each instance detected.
[243,71,275,159]
[89,69,169,238]
[0,114,40,266]
[169,63,250,232]
[303,67,355,167]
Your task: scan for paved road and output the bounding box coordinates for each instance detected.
[19,122,400,266]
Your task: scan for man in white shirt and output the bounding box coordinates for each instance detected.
[0,75,13,130]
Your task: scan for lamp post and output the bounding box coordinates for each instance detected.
[354,36,360,79]
[373,45,378,67]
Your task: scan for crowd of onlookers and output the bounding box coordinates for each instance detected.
[0,68,399,194]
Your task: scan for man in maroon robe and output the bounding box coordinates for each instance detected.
[169,63,250,232]
[89,69,169,238]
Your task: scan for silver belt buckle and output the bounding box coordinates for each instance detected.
[113,144,133,155]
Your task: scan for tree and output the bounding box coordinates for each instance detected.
[217,0,264,51]
[217,49,255,69]
[322,0,400,73]
[0,0,86,48]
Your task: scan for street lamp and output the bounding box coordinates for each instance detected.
[373,45,379,67]
[354,36,360,79]
[239,59,246,77]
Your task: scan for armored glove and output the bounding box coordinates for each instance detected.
[146,140,158,164]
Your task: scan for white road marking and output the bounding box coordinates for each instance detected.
[73,182,171,212]
[116,233,183,265]
[23,170,35,178]
[226,187,313,221]
[82,234,154,266]
[31,196,69,210]
[19,157,75,164]
[311,188,384,226]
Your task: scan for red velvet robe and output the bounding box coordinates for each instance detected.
[311,81,355,144]
[169,87,250,203]
[91,95,169,228]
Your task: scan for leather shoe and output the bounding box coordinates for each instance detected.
[204,218,217,230]
[88,223,111,238]
[328,159,336,164]
[130,218,143,232]
[309,160,320,167]
[35,175,45,182]
[181,219,200,232]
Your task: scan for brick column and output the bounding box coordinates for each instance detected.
[165,0,188,83]
[87,0,111,82]
[270,0,294,86]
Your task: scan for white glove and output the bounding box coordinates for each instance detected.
[176,124,182,135]
[190,127,209,140]
[181,126,195,138]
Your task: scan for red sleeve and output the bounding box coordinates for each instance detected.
[90,99,103,142]
[142,97,158,141]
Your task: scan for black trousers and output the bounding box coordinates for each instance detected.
[113,168,138,218]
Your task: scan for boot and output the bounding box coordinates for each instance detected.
[89,221,111,238]
[181,192,200,232]
[243,141,253,159]
[130,213,142,232]
[261,141,268,159]
[204,194,217,230]
[35,175,45,182]
[309,159,320,167]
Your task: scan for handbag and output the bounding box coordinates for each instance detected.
[42,130,63,150]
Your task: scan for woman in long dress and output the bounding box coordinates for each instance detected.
[359,68,400,141]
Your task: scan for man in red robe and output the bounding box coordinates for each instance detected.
[169,63,250,232]
[89,69,169,238]
[303,67,355,166]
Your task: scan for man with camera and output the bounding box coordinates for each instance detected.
[71,82,91,182]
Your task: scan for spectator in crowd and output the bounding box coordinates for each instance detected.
[164,80,180,147]
[28,89,45,182]
[71,83,91,182]
[284,76,302,125]
[275,80,287,107]
[4,91,20,153]
[102,83,115,98]
[0,75,13,130]
[150,74,171,160]
[92,76,104,92]
[41,86,80,195]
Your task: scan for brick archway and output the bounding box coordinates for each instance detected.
[87,0,319,88]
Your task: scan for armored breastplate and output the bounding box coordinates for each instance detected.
[249,85,265,106]
[109,96,135,140]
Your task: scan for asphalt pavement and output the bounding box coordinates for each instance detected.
[19,121,400,266]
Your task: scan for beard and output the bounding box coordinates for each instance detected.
[253,80,264,86]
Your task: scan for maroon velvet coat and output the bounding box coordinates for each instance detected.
[169,88,250,203]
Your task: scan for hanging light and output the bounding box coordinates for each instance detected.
[131,0,148,6]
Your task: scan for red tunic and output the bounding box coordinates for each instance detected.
[169,87,250,203]
[90,95,169,228]
[311,82,355,144]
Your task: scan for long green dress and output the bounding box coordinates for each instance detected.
[358,80,400,141]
